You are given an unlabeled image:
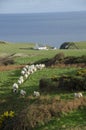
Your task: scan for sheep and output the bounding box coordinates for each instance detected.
[35,64,40,69]
[35,64,45,70]
[12,83,18,89]
[33,91,40,97]
[12,63,46,95]
[41,64,45,68]
[19,76,24,80]
[24,73,28,79]
[25,65,29,69]
[74,92,83,98]
[13,88,18,93]
[21,70,26,75]
[18,78,24,85]
[20,89,26,96]
[33,66,37,72]
[30,65,37,72]
[12,83,18,93]
[28,68,34,74]
[22,67,27,72]
[27,71,31,76]
[18,79,22,85]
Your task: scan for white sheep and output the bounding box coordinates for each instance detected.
[18,79,22,85]
[33,66,37,72]
[12,83,18,89]
[33,91,40,97]
[25,65,29,69]
[22,67,27,72]
[13,88,18,93]
[74,92,83,98]
[19,76,24,80]
[21,70,26,75]
[35,64,40,69]
[35,64,44,70]
[27,71,31,76]
[18,78,24,85]
[24,73,28,79]
[12,83,18,93]
[20,89,26,96]
[41,64,45,68]
[28,68,34,74]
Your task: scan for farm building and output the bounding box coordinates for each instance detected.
[34,44,48,50]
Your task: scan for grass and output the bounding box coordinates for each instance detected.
[36,108,86,130]
[75,41,86,49]
[0,42,86,65]
[0,67,79,113]
[0,42,86,129]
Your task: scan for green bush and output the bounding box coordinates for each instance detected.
[40,75,86,93]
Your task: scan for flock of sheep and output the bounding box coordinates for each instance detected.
[12,64,45,96]
[12,63,83,98]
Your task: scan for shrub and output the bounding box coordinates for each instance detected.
[0,111,15,130]
[12,97,86,130]
[40,75,86,93]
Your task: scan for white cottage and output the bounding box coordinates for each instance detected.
[34,44,48,50]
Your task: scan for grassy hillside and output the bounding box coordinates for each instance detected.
[0,41,86,65]
[0,41,86,130]
[75,41,86,49]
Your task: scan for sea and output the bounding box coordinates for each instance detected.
[0,11,86,48]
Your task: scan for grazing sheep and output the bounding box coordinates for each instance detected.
[35,64,45,70]
[19,76,24,80]
[24,73,28,79]
[22,67,27,72]
[74,92,83,98]
[12,83,18,93]
[25,65,29,69]
[33,91,40,97]
[13,88,18,93]
[27,71,30,76]
[18,78,24,85]
[12,63,46,95]
[21,70,26,75]
[33,67,37,72]
[41,64,45,68]
[20,89,26,96]
[28,68,34,74]
[12,83,18,89]
[18,79,22,85]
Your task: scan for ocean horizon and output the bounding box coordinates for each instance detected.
[0,11,86,48]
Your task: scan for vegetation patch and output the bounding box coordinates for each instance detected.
[35,52,86,67]
[40,69,86,93]
[0,42,86,130]
[0,54,15,65]
[5,96,86,130]
[0,41,8,44]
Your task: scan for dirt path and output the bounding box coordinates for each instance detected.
[0,63,86,72]
[0,65,24,71]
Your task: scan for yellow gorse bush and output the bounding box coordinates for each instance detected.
[77,69,86,76]
[0,111,15,128]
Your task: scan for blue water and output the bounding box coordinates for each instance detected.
[0,11,86,47]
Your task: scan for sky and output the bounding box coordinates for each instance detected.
[0,0,86,14]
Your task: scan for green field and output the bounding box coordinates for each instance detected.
[0,42,86,130]
[75,41,86,49]
[0,42,86,65]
